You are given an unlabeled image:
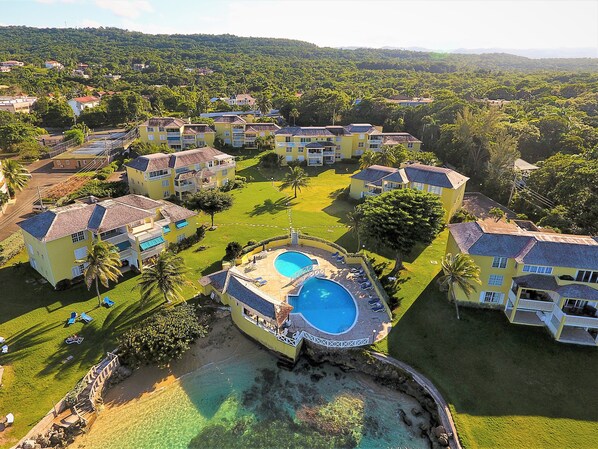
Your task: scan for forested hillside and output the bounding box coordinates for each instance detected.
[1,26,597,234]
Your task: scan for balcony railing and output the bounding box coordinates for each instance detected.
[103,232,129,246]
[516,298,556,313]
[564,314,598,328]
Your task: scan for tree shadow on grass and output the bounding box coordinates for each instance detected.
[248,197,295,217]
[385,281,598,422]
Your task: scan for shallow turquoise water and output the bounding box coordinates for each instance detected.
[77,344,430,449]
[274,251,314,277]
[289,277,357,334]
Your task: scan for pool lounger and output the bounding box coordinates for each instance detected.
[331,252,339,258]
[368,298,380,305]
[81,312,93,323]
[360,281,372,289]
[371,305,385,312]
[103,297,115,307]
[67,312,77,325]
[254,277,267,286]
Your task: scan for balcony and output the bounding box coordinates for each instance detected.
[211,161,236,172]
[516,298,556,313]
[174,182,196,193]
[103,232,130,247]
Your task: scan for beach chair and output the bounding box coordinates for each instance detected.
[81,312,93,323]
[5,413,14,426]
[331,252,339,258]
[371,305,385,312]
[368,298,381,305]
[67,312,77,325]
[1,345,8,354]
[337,256,345,264]
[103,297,115,307]
[360,281,372,289]
[254,277,268,286]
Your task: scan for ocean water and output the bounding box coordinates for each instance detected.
[75,345,430,449]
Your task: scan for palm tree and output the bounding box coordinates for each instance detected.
[347,208,363,251]
[79,241,122,307]
[376,145,407,167]
[289,108,299,126]
[256,93,272,116]
[437,253,481,320]
[279,166,309,198]
[138,250,190,304]
[2,160,31,198]
[358,151,380,169]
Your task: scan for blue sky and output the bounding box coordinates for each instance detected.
[1,0,597,52]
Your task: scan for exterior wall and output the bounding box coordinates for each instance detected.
[349,179,367,200]
[162,215,200,246]
[52,157,109,171]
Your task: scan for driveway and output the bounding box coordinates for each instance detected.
[0,159,72,241]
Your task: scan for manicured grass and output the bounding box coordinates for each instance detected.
[376,283,598,449]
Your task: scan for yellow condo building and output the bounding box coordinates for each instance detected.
[448,220,598,346]
[126,147,236,200]
[138,117,216,151]
[349,164,468,222]
[274,124,421,166]
[18,195,200,288]
[212,115,280,148]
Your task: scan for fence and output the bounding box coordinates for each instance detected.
[87,352,120,411]
[276,330,371,349]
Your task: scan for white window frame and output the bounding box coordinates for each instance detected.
[492,256,507,268]
[488,274,504,286]
[481,291,504,304]
[148,135,154,141]
[427,185,442,195]
[71,231,86,243]
[576,270,598,284]
[522,265,553,275]
[162,179,169,187]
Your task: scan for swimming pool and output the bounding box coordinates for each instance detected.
[288,277,357,334]
[274,251,314,277]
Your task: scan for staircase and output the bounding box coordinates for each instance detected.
[290,228,299,245]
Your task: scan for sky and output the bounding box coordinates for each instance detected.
[1,0,597,53]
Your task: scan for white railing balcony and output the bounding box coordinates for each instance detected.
[104,233,129,246]
[211,162,236,171]
[363,190,380,197]
[140,243,166,259]
[174,183,196,192]
[515,299,556,313]
[132,226,162,242]
[147,173,170,181]
[564,314,598,328]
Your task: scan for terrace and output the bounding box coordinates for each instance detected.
[237,245,392,345]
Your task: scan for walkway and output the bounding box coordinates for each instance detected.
[370,352,461,449]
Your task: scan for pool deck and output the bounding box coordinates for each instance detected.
[240,246,392,344]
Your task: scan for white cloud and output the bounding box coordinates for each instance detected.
[94,0,154,19]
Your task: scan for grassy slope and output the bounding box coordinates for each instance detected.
[1,153,596,448]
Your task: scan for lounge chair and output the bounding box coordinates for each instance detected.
[81,312,93,323]
[371,305,385,312]
[254,276,268,286]
[350,267,365,274]
[67,312,77,325]
[65,335,84,345]
[1,345,8,354]
[103,297,115,307]
[360,281,372,289]
[337,256,345,264]
[331,251,339,258]
[368,298,381,305]
[5,413,14,426]
[0,337,5,344]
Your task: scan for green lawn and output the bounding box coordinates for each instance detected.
[1,153,596,448]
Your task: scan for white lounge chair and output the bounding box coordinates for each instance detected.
[5,413,14,426]
[1,345,8,354]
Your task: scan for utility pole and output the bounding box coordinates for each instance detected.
[37,186,44,210]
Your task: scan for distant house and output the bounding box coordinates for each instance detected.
[0,60,24,69]
[67,96,100,117]
[0,67,11,73]
[225,94,256,107]
[385,97,434,107]
[104,74,122,81]
[0,96,38,113]
[72,69,89,79]
[45,60,64,70]
[132,63,147,71]
[77,63,89,70]
[349,163,469,222]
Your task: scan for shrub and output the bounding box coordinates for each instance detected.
[246,240,258,247]
[63,129,85,145]
[450,208,477,223]
[55,279,72,291]
[259,151,283,168]
[118,303,208,369]
[225,241,243,261]
[170,225,207,253]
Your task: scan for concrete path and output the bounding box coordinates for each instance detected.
[369,351,462,449]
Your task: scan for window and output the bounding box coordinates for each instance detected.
[222,169,227,176]
[74,246,88,260]
[149,169,168,178]
[522,265,553,275]
[575,270,598,284]
[147,127,154,132]
[285,136,291,142]
[159,135,166,141]
[300,137,311,143]
[358,142,365,148]
[162,180,169,187]
[286,156,293,162]
[224,131,230,136]
[407,143,414,148]
[286,147,293,153]
[158,127,165,132]
[411,182,424,191]
[492,256,507,268]
[488,275,504,286]
[481,291,504,304]
[298,147,304,153]
[359,134,365,139]
[163,191,170,198]
[427,185,442,195]
[71,231,86,243]
[297,156,305,162]
[148,135,154,141]
[71,263,86,278]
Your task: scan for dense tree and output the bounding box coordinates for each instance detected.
[79,240,122,307]
[33,98,74,128]
[360,189,444,272]
[225,241,243,261]
[137,250,190,304]
[186,189,233,228]
[118,303,208,368]
[279,166,309,198]
[438,253,481,320]
[63,128,84,145]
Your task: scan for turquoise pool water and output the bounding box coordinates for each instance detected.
[274,251,314,277]
[289,277,357,334]
[75,338,430,449]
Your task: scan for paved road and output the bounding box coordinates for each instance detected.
[0,159,72,241]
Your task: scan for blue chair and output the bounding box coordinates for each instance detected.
[67,312,77,325]
[81,312,93,323]
[360,281,372,289]
[368,298,380,305]
[103,297,115,307]
[371,305,385,312]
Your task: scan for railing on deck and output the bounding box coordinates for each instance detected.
[87,352,120,410]
[276,330,371,348]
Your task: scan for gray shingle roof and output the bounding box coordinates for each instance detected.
[226,276,276,319]
[305,141,336,148]
[449,222,598,270]
[125,153,169,172]
[403,164,469,189]
[344,124,377,134]
[245,123,280,133]
[19,195,195,242]
[213,115,246,124]
[381,133,422,144]
[144,117,186,128]
[557,284,598,301]
[183,124,215,134]
[205,270,228,290]
[351,165,398,182]
[275,127,334,137]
